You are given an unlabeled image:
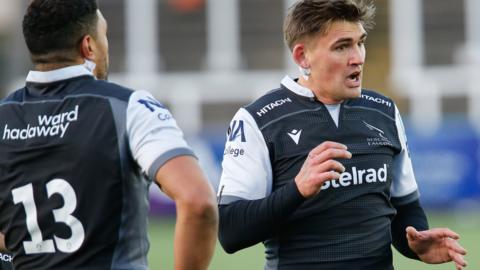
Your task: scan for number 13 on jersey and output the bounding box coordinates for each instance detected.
[11,179,85,254]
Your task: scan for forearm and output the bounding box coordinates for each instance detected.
[218,181,305,253]
[174,199,218,270]
[154,155,219,270]
[391,199,429,260]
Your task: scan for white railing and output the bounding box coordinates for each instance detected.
[390,0,480,133]
[113,0,298,134]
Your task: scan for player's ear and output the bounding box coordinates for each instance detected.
[292,43,310,69]
[79,35,95,61]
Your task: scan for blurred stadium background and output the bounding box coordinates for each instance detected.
[0,0,478,269]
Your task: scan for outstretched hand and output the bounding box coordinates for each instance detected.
[406,226,467,270]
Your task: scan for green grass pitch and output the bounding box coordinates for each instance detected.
[148,210,479,269]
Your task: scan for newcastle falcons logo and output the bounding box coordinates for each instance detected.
[363,121,392,146]
[363,121,387,139]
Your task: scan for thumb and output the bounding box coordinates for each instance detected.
[406,226,421,241]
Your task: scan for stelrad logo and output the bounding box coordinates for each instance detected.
[2,105,79,141]
[321,164,388,190]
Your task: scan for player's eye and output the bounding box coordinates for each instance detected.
[335,44,348,51]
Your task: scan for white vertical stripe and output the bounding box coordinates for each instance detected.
[391,105,418,197]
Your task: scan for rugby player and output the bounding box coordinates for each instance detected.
[217,0,467,269]
[0,0,218,269]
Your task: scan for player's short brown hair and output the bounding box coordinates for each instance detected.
[284,0,375,51]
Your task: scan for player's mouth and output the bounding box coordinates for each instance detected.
[345,71,362,88]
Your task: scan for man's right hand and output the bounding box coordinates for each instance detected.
[295,141,351,198]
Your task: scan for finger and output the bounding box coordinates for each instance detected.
[308,141,348,158]
[405,228,415,242]
[446,238,467,255]
[311,160,346,174]
[310,171,341,187]
[406,226,421,241]
[310,148,352,165]
[456,262,466,270]
[441,228,460,240]
[448,249,467,268]
[428,228,460,240]
[448,248,467,266]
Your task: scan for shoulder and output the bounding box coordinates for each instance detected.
[1,87,27,103]
[244,87,292,115]
[82,80,134,103]
[84,81,168,114]
[243,87,303,130]
[347,89,396,118]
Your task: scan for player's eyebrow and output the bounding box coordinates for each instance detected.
[333,33,368,45]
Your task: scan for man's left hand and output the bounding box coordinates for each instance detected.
[406,226,467,270]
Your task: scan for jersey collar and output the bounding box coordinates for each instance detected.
[281,75,315,98]
[26,63,94,84]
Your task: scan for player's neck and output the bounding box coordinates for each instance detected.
[34,61,83,72]
[32,53,84,72]
[297,76,344,105]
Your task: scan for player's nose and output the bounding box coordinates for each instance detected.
[348,45,365,66]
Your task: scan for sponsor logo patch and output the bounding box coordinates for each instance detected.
[138,96,166,112]
[0,252,12,263]
[157,113,172,121]
[361,94,392,107]
[228,120,246,142]
[2,105,79,141]
[256,98,292,117]
[322,164,388,190]
[223,146,245,157]
[287,129,302,145]
[138,97,173,121]
[363,121,393,146]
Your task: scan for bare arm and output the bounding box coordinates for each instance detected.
[156,155,218,270]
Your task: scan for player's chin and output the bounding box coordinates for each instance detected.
[344,87,362,99]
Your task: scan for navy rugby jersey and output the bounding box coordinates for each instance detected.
[218,76,419,269]
[0,64,194,269]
